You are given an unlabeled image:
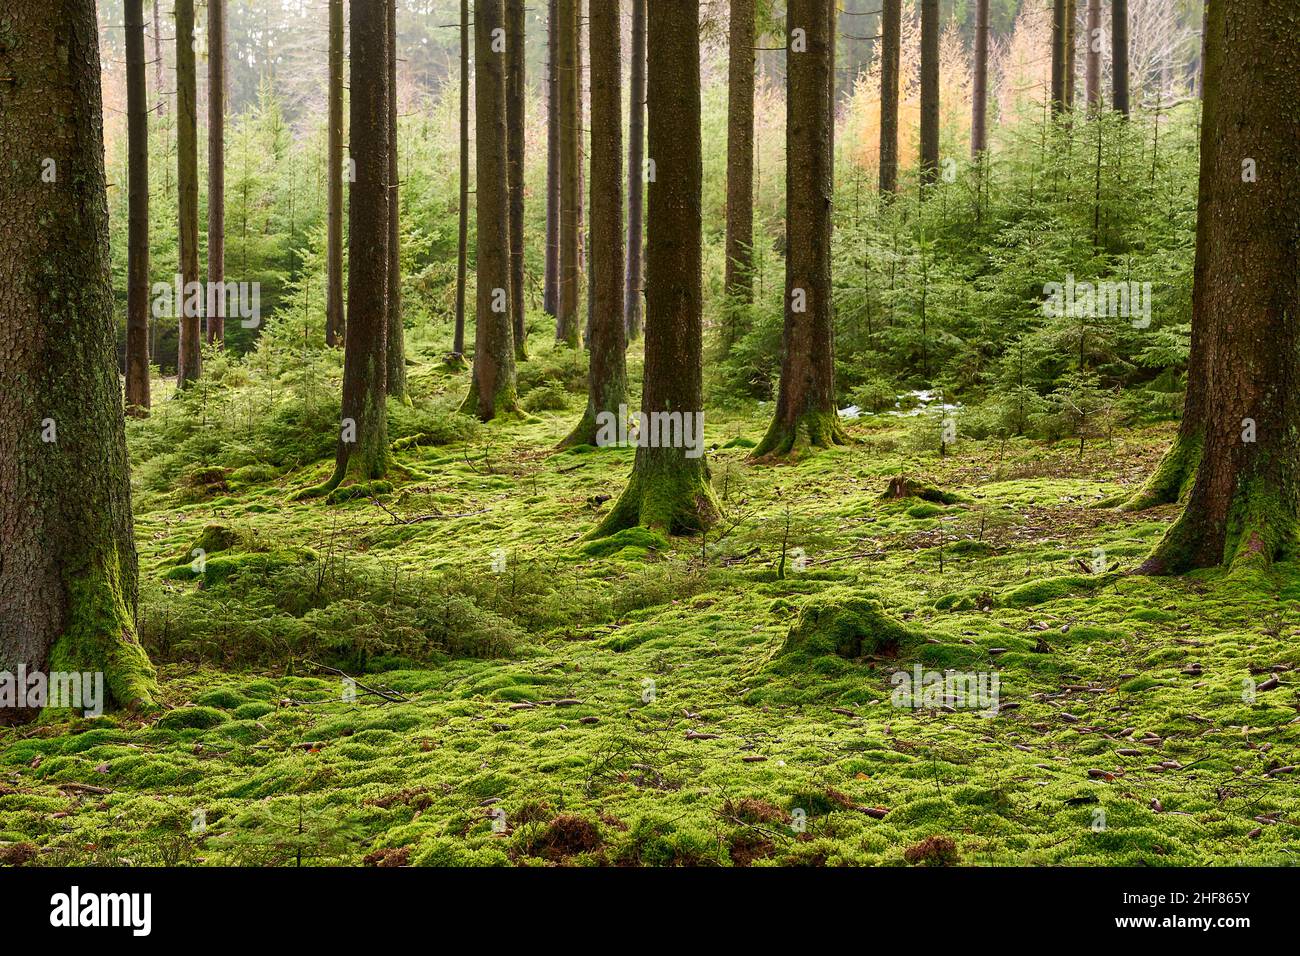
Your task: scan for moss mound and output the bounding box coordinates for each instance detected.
[780,588,923,660]
[579,526,670,559]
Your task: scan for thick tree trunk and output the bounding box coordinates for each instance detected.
[175,0,201,386]
[311,0,390,495]
[453,0,469,357]
[1137,0,1300,575]
[1085,0,1101,110]
[879,0,900,195]
[722,0,756,354]
[1111,0,1129,116]
[506,0,527,360]
[206,0,225,345]
[326,0,344,347]
[385,0,406,398]
[562,0,624,447]
[461,0,519,421]
[592,0,719,538]
[544,0,560,319]
[754,0,847,459]
[555,0,581,347]
[971,0,989,156]
[0,0,159,720]
[918,0,939,187]
[126,0,152,413]
[1051,0,1067,114]
[623,0,646,339]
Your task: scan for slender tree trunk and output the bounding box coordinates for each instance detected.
[310,0,390,495]
[385,0,406,398]
[175,0,201,386]
[1197,1,1208,100]
[0,0,159,721]
[722,0,756,355]
[879,0,900,194]
[506,0,527,360]
[562,0,624,447]
[918,0,939,187]
[461,0,519,420]
[1111,0,1129,116]
[153,0,165,115]
[544,0,560,319]
[556,0,581,347]
[326,0,344,347]
[754,0,846,459]
[1137,0,1299,574]
[971,0,989,156]
[206,0,226,345]
[1064,0,1077,108]
[592,0,719,538]
[1085,0,1101,110]
[126,0,152,413]
[623,0,646,339]
[453,0,469,357]
[1051,0,1067,115]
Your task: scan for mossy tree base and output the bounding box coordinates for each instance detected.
[1121,430,1201,512]
[1137,478,1295,576]
[751,410,850,461]
[588,464,720,539]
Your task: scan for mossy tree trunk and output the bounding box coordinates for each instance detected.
[561,0,625,448]
[461,0,520,421]
[126,0,151,414]
[385,0,407,399]
[453,0,469,357]
[918,0,939,187]
[753,0,847,460]
[1137,0,1300,575]
[206,0,225,346]
[624,0,646,340]
[555,0,581,347]
[544,0,560,320]
[326,0,344,348]
[506,0,527,361]
[722,0,756,354]
[0,0,159,720]
[175,0,201,385]
[1111,0,1129,116]
[592,0,719,539]
[879,0,900,195]
[971,0,989,156]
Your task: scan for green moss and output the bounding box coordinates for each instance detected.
[1001,573,1115,608]
[779,588,923,661]
[156,706,228,730]
[579,527,670,559]
[195,688,247,709]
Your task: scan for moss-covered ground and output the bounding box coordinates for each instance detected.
[2,344,1298,867]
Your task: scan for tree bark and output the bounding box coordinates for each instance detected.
[175,0,201,386]
[453,0,469,357]
[1051,0,1067,115]
[1137,0,1300,575]
[461,0,520,420]
[753,0,847,459]
[592,0,719,538]
[623,0,646,339]
[722,0,756,354]
[326,0,344,347]
[918,0,939,187]
[126,0,152,413]
[544,0,560,319]
[562,0,625,448]
[555,0,581,347]
[1085,0,1101,110]
[1111,0,1129,116]
[153,0,165,115]
[0,0,159,720]
[1064,0,1077,109]
[385,0,406,398]
[879,0,900,194]
[971,0,989,156]
[506,0,527,360]
[206,0,226,345]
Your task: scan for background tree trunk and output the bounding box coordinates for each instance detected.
[593,0,719,538]
[153,0,165,115]
[971,0,989,156]
[385,0,406,398]
[326,0,344,348]
[1051,0,1067,114]
[562,0,624,447]
[623,0,646,339]
[544,0,560,319]
[461,0,519,420]
[126,0,152,413]
[1112,0,1129,116]
[556,0,581,347]
[175,0,201,386]
[754,0,846,459]
[506,0,527,360]
[1138,0,1300,574]
[453,0,469,357]
[918,0,939,187]
[0,0,158,720]
[879,0,900,194]
[206,0,225,345]
[1085,0,1101,110]
[1064,0,1077,108]
[722,0,756,355]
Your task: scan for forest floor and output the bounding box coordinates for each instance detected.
[2,345,1298,867]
